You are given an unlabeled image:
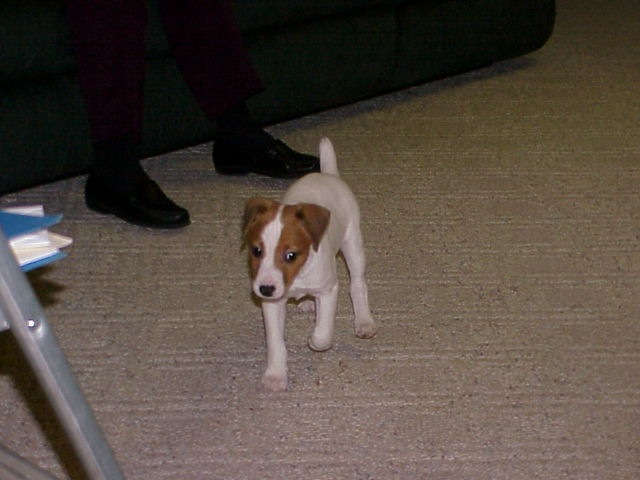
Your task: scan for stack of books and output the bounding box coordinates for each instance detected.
[0,206,72,272]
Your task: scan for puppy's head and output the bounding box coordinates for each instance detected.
[243,198,330,301]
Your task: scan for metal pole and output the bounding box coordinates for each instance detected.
[0,229,125,480]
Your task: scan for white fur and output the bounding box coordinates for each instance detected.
[253,138,377,392]
[251,208,286,299]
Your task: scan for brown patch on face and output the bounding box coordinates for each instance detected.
[243,198,280,279]
[277,204,331,288]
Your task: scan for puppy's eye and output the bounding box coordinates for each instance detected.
[284,251,298,263]
[251,246,263,258]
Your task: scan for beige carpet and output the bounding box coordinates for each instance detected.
[1,0,639,478]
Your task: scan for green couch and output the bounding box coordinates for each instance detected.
[0,0,555,194]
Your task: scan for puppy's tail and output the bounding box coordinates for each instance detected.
[319,137,340,176]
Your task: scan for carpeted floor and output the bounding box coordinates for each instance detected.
[1,0,639,478]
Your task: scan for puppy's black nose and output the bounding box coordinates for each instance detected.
[259,285,276,297]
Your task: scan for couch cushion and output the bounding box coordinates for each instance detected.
[393,0,555,85]
[0,0,73,83]
[0,0,403,83]
[0,0,178,83]
[246,7,397,122]
[233,0,404,32]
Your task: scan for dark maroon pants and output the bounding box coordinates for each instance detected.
[65,0,264,144]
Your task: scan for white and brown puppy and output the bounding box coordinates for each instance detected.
[243,138,377,391]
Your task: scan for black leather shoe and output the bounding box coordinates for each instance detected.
[213,135,319,178]
[85,174,190,229]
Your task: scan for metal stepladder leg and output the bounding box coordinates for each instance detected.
[0,231,125,480]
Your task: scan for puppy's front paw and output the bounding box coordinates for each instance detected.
[355,318,378,339]
[308,333,333,352]
[261,370,288,392]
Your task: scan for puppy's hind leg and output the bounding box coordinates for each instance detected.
[341,226,378,339]
[296,296,316,313]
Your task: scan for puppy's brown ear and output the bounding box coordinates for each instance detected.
[295,204,331,251]
[243,198,279,243]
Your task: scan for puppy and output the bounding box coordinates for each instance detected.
[243,138,377,391]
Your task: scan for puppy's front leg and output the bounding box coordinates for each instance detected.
[261,300,288,392]
[308,283,338,352]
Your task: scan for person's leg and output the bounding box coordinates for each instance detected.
[157,0,264,119]
[65,0,189,228]
[158,0,319,178]
[66,0,146,146]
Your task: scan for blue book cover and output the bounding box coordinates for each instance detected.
[0,209,70,271]
[21,252,69,272]
[0,211,63,239]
